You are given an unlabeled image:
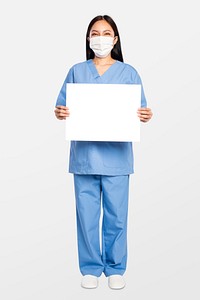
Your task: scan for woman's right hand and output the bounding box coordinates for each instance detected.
[54,105,70,120]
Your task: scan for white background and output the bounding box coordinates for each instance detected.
[0,0,200,299]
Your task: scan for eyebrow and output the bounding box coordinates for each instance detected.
[91,29,112,33]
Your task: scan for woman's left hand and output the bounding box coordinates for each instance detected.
[137,107,153,122]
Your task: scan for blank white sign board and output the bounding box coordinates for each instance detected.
[65,83,141,142]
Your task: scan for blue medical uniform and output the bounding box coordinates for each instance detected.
[56,59,147,276]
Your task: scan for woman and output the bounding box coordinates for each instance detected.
[55,15,153,289]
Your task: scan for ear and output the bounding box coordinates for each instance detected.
[87,37,90,42]
[113,36,118,45]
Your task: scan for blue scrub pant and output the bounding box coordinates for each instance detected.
[73,174,129,277]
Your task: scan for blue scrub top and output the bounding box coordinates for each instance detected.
[56,59,147,175]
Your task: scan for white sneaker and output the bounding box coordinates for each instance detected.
[81,275,98,289]
[108,275,126,290]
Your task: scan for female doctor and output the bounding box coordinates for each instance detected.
[54,15,153,289]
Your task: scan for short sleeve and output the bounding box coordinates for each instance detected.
[134,72,147,108]
[55,67,74,106]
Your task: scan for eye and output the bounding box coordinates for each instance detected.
[91,32,99,37]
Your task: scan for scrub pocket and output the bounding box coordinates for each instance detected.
[103,142,132,168]
[69,141,89,170]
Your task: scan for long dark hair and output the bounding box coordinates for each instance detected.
[86,15,124,62]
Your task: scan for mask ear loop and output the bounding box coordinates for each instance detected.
[113,36,118,46]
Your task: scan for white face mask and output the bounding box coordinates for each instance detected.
[89,36,114,58]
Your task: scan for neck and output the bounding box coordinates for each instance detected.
[93,55,115,65]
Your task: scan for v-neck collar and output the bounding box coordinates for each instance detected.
[87,59,118,80]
